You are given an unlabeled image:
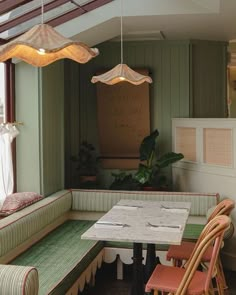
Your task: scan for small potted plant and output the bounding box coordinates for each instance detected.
[134,129,184,190]
[71,141,99,188]
[109,171,141,191]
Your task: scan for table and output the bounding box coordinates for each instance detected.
[81,199,190,295]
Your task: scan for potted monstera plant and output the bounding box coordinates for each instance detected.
[134,129,184,190]
[71,141,99,188]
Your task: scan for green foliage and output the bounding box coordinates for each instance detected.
[109,172,141,191]
[134,129,184,189]
[71,141,99,176]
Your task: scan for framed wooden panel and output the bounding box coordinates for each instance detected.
[96,70,150,169]
[175,127,197,162]
[203,128,232,167]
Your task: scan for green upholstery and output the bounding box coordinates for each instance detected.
[11,220,104,295]
[183,223,205,241]
[105,241,169,251]
[0,190,72,258]
[72,189,219,216]
[105,224,205,251]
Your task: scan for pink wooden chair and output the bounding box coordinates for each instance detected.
[166,198,235,293]
[145,215,231,295]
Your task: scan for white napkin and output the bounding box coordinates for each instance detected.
[161,208,189,213]
[95,221,124,229]
[147,223,182,232]
[113,205,139,210]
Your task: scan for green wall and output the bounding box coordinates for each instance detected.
[14,39,227,192]
[190,40,227,117]
[65,40,191,188]
[15,63,41,193]
[41,62,65,195]
[15,61,64,196]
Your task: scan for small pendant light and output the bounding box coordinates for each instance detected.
[91,0,152,85]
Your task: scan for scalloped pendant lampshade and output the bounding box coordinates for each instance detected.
[0,1,99,67]
[91,63,152,85]
[91,0,152,85]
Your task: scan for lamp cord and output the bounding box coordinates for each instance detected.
[41,0,44,24]
[120,0,123,64]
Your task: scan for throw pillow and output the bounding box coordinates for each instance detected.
[0,192,43,216]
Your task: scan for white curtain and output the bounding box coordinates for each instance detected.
[0,124,19,207]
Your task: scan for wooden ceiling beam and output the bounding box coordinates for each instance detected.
[0,0,71,34]
[48,0,113,27]
[0,0,33,15]
[2,0,114,41]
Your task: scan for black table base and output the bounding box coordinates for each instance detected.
[131,243,144,295]
[130,243,161,295]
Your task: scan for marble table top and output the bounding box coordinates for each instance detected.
[81,199,191,245]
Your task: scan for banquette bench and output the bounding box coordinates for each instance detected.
[0,189,219,294]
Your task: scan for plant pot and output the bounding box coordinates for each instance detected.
[142,186,156,191]
[80,175,97,183]
[79,175,98,189]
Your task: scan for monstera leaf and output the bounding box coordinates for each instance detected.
[139,129,159,162]
[156,152,184,169]
[134,163,152,184]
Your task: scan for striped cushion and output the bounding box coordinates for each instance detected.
[0,190,72,258]
[183,223,205,241]
[104,224,205,250]
[11,220,103,295]
[0,265,38,295]
[105,241,169,251]
[72,189,219,216]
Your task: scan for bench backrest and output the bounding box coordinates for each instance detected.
[72,190,219,216]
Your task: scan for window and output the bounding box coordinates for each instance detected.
[0,63,6,123]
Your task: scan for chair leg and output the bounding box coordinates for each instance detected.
[209,279,217,295]
[172,258,183,267]
[217,257,228,289]
[215,260,225,295]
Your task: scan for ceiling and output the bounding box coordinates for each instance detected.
[0,0,114,42]
[1,0,236,47]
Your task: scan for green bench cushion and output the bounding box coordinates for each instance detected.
[105,223,205,250]
[0,190,72,258]
[10,220,103,295]
[183,223,204,241]
[105,241,169,251]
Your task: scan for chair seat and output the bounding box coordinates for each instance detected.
[167,241,213,262]
[145,264,207,295]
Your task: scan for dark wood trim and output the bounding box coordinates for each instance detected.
[0,0,33,15]
[5,60,17,192]
[5,0,114,41]
[48,0,113,27]
[0,0,70,34]
[5,60,15,122]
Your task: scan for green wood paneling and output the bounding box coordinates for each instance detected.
[190,40,228,118]
[65,40,191,188]
[15,63,41,193]
[41,61,65,195]
[15,61,65,195]
[64,60,81,188]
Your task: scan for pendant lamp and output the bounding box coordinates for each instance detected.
[0,1,99,67]
[91,0,152,85]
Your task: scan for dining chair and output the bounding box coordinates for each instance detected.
[145,215,231,295]
[166,198,235,293]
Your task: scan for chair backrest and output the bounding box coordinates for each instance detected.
[176,215,231,295]
[207,198,235,222]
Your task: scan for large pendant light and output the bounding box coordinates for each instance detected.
[91,0,152,85]
[0,1,99,67]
